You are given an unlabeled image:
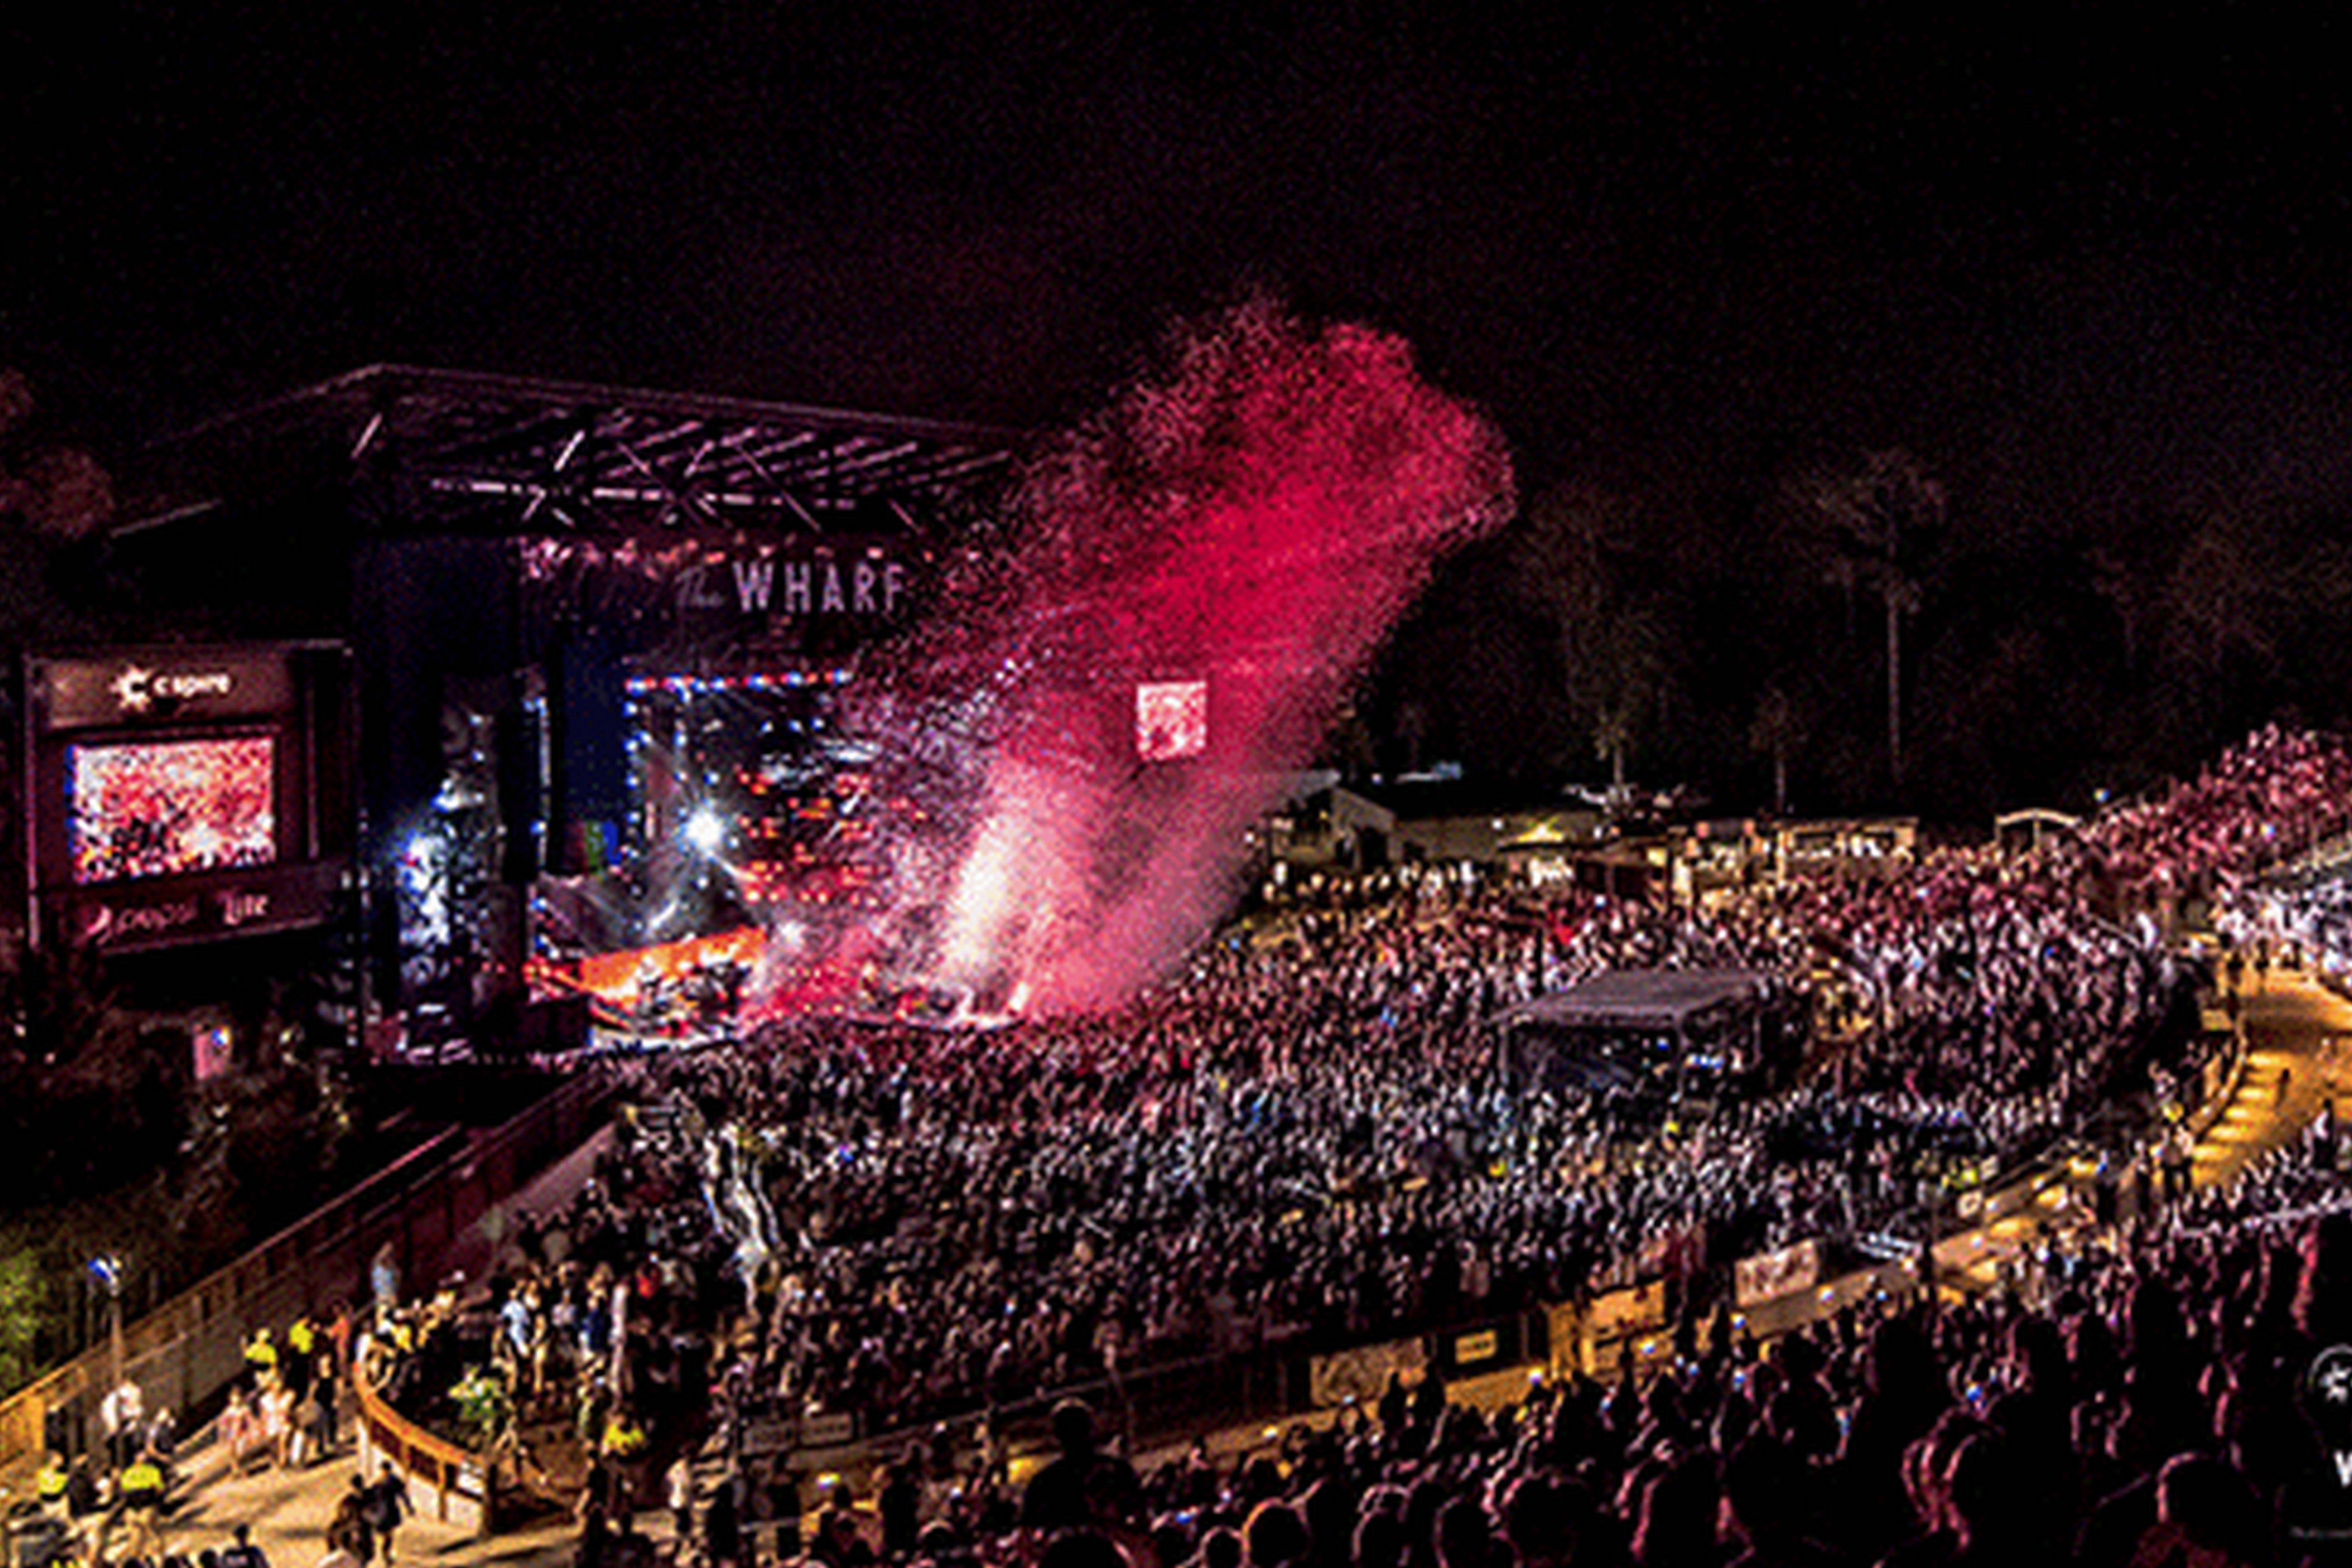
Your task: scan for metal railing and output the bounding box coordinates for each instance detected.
[351,1349,500,1535]
[0,1067,617,1474]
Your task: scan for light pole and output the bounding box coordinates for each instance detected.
[89,1256,122,1464]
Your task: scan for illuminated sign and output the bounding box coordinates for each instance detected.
[673,550,912,620]
[109,665,234,714]
[44,862,339,953]
[24,644,351,953]
[38,650,291,731]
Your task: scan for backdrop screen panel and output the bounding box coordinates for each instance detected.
[1135,680,1209,762]
[68,735,277,885]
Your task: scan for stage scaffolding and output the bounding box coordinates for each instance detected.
[109,366,1025,1053]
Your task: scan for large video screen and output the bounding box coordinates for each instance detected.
[1136,679,1209,763]
[69,735,277,885]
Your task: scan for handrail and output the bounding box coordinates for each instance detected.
[0,1067,617,1473]
[0,1121,468,1464]
[351,1343,499,1534]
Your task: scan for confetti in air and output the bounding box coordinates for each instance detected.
[816,298,1515,1015]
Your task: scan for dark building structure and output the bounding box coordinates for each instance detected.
[69,365,1020,1048]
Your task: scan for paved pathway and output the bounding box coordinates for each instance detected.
[2193,965,2352,1188]
[158,1438,626,1568]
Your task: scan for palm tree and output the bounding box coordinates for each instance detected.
[1518,486,1668,793]
[1801,450,1944,788]
[1748,684,1806,818]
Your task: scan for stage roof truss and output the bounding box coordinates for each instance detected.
[123,364,1024,546]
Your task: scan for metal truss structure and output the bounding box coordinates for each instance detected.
[123,364,1023,542]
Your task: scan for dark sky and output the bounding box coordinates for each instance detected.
[9,2,2352,533]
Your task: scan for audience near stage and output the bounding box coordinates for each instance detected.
[904,1195,2352,1568]
[336,728,2352,1567]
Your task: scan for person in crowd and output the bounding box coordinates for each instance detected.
[118,1445,170,1564]
[219,1522,270,1568]
[329,1474,374,1567]
[361,1464,410,1566]
[1020,1401,1138,1535]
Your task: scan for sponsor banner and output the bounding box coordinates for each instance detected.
[1308,1338,1429,1410]
[38,649,294,732]
[41,860,341,953]
[742,1417,793,1457]
[1734,1238,1822,1307]
[1586,1280,1668,1340]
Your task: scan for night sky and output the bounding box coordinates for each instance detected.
[8,4,2352,537]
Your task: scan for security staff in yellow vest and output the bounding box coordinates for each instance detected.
[34,1453,67,1515]
[119,1450,167,1562]
[244,1327,279,1390]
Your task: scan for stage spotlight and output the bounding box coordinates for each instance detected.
[685,805,726,856]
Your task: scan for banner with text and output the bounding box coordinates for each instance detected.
[1309,1338,1429,1410]
[1734,1238,1823,1307]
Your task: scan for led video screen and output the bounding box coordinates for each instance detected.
[69,735,277,885]
[1136,679,1209,762]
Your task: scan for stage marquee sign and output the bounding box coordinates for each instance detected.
[671,546,915,623]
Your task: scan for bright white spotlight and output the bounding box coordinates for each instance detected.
[684,806,726,856]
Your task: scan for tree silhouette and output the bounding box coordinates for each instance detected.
[1748,684,1808,818]
[1798,449,1945,789]
[0,368,116,649]
[1516,487,1668,793]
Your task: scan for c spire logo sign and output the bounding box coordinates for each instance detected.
[109,664,234,717]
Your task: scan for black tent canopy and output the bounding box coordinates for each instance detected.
[1496,969,1798,1100]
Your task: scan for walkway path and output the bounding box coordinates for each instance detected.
[2192,964,2351,1188]
[152,1127,619,1568]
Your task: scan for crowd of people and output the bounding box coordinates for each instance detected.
[2086,726,2352,900]
[838,1192,2352,1567]
[15,1319,353,1568]
[339,728,2352,1566]
[599,851,2187,1439]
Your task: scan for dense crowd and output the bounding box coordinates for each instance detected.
[2102,726,2352,985]
[338,729,2352,1566]
[2084,726,2352,898]
[500,884,2145,1445]
[885,1192,2352,1567]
